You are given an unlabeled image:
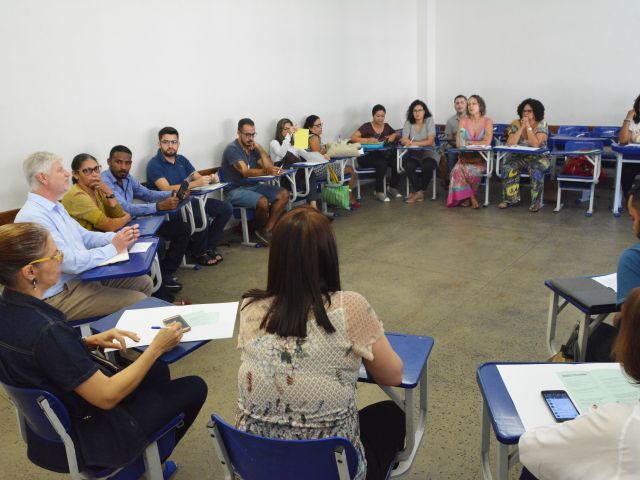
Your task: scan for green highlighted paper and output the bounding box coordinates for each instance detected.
[558,368,640,412]
[182,311,220,328]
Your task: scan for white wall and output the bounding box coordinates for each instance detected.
[0,0,417,210]
[433,0,640,126]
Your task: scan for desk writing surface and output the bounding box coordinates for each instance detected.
[190,182,227,194]
[493,146,548,154]
[496,363,627,431]
[128,215,164,236]
[546,277,618,313]
[477,363,524,444]
[90,297,209,363]
[612,142,640,155]
[81,236,159,282]
[358,333,433,388]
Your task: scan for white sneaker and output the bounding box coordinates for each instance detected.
[387,187,403,198]
[375,192,390,203]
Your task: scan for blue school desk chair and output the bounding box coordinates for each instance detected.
[208,414,363,480]
[1,381,183,480]
[553,140,603,216]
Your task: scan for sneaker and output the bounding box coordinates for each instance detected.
[387,186,403,198]
[375,192,390,203]
[162,276,183,292]
[255,228,271,246]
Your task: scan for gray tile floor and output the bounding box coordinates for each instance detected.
[0,178,632,479]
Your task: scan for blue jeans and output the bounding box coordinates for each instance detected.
[225,183,284,208]
[189,198,233,255]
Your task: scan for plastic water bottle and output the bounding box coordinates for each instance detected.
[458,128,466,148]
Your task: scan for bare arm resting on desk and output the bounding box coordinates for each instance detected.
[234,144,282,177]
[363,335,404,386]
[153,172,213,193]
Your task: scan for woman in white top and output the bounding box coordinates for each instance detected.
[518,287,640,480]
[269,118,325,209]
[618,94,640,197]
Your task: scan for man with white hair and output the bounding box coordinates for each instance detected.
[15,151,153,320]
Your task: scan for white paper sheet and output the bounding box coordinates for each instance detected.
[107,302,238,351]
[497,363,623,431]
[99,250,129,266]
[190,182,226,192]
[292,159,328,166]
[592,273,617,292]
[499,145,541,152]
[128,242,152,254]
[465,144,491,150]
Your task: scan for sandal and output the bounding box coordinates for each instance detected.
[529,204,541,213]
[470,198,480,209]
[460,200,470,207]
[498,201,518,209]
[194,252,218,266]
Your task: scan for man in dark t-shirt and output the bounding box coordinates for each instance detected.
[221,118,288,246]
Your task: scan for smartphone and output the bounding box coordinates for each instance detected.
[162,315,191,333]
[176,179,189,200]
[541,390,579,422]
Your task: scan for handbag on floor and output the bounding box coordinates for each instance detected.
[321,165,350,210]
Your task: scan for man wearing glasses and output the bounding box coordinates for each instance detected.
[147,126,232,267]
[102,145,190,295]
[15,151,153,321]
[220,118,288,246]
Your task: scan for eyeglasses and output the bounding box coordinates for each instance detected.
[79,165,101,175]
[241,132,257,138]
[27,250,64,266]
[413,108,425,113]
[160,140,179,146]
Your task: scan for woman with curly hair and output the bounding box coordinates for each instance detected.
[400,99,439,204]
[499,98,551,212]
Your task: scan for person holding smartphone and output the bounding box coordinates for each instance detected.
[518,287,640,479]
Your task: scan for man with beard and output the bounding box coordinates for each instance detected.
[102,145,190,294]
[220,118,288,246]
[147,126,232,267]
